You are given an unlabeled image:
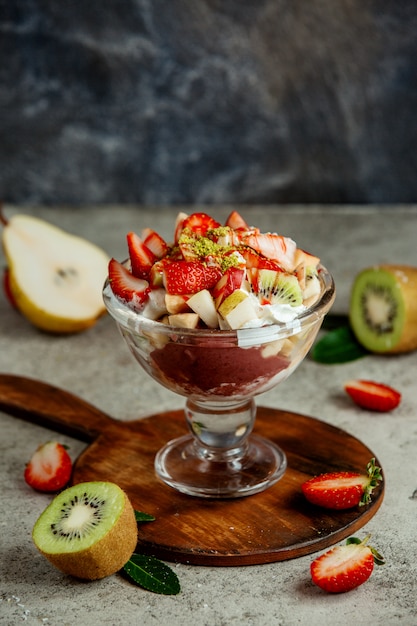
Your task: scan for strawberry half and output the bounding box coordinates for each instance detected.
[162,260,222,295]
[108,258,150,308]
[311,535,385,593]
[344,379,401,412]
[24,441,72,492]
[301,458,383,510]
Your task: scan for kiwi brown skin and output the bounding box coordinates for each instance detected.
[32,482,138,581]
[349,264,417,354]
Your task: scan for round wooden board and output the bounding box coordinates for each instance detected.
[72,407,384,566]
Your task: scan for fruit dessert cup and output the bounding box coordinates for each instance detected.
[103,211,335,498]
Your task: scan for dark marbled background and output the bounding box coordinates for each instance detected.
[1,0,416,206]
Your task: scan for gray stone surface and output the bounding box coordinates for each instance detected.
[1,204,416,625]
[1,2,417,206]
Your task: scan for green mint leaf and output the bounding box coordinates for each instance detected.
[123,554,181,595]
[311,326,369,364]
[134,510,156,522]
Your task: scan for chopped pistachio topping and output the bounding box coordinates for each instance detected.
[208,226,233,238]
[178,230,242,272]
[219,253,242,272]
[179,233,222,258]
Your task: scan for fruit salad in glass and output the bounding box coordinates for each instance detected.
[103,210,335,498]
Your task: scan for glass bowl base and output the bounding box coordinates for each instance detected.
[154,434,287,498]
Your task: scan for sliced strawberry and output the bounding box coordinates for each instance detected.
[181,212,221,237]
[108,258,150,308]
[172,211,188,243]
[162,260,222,295]
[311,535,384,593]
[178,236,200,262]
[242,233,297,272]
[212,267,245,308]
[127,231,157,278]
[225,210,250,230]
[344,380,401,412]
[238,246,285,271]
[141,228,169,259]
[24,441,72,492]
[301,458,383,510]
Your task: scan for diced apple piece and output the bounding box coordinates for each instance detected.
[223,297,260,330]
[294,248,320,270]
[149,260,165,288]
[168,313,199,328]
[218,289,249,318]
[187,289,218,328]
[165,293,190,314]
[142,288,168,320]
[294,248,320,288]
[302,271,321,305]
[217,315,231,330]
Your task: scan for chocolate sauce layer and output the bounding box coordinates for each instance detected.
[150,341,289,396]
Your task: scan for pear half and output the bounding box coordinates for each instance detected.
[2,214,109,333]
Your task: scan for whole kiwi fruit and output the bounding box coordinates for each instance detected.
[349,264,417,354]
[32,481,137,580]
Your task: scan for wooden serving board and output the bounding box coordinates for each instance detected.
[0,374,384,566]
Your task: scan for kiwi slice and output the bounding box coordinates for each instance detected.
[349,264,417,354]
[32,481,137,580]
[247,269,303,306]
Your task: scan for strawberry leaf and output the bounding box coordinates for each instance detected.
[346,535,385,566]
[311,326,369,364]
[360,458,383,505]
[134,510,155,522]
[370,547,385,566]
[346,536,362,546]
[123,554,181,595]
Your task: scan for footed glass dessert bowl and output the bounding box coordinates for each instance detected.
[103,265,335,499]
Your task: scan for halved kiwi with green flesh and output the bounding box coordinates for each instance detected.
[349,264,417,354]
[32,481,137,580]
[247,269,303,306]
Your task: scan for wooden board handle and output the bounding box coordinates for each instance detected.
[0,374,114,441]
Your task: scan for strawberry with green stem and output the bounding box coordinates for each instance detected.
[301,458,383,510]
[311,535,385,593]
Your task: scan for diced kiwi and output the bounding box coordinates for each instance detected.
[247,269,303,306]
[32,481,137,580]
[349,264,417,354]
